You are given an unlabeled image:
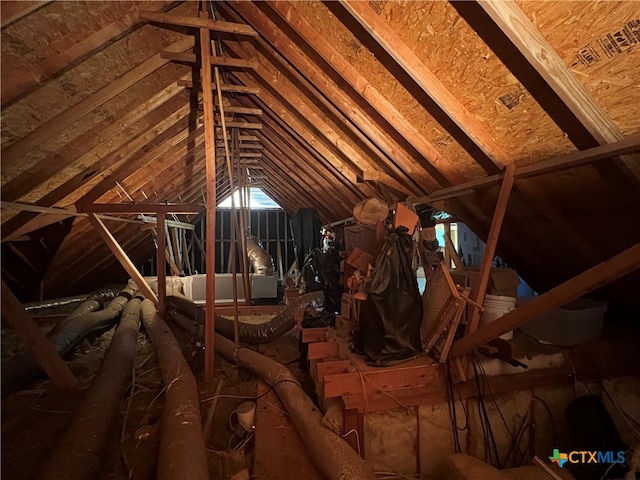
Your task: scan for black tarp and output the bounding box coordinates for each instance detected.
[355,227,423,365]
[289,208,322,271]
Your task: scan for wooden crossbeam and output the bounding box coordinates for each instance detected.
[451,243,640,358]
[140,10,258,36]
[160,51,257,69]
[88,214,158,305]
[307,341,340,360]
[413,135,640,206]
[214,105,262,115]
[215,121,262,129]
[239,152,262,158]
[1,280,77,389]
[177,78,260,94]
[78,203,202,214]
[323,364,440,398]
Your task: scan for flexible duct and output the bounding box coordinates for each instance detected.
[2,284,137,396]
[166,291,324,344]
[246,235,275,275]
[42,297,143,480]
[24,288,121,311]
[140,299,209,480]
[215,333,375,480]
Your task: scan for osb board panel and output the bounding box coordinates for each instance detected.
[0,23,183,150]
[1,62,189,189]
[291,1,485,179]
[0,1,170,101]
[375,0,574,166]
[20,91,191,205]
[43,218,150,295]
[517,1,640,136]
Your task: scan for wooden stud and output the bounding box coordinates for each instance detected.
[465,163,516,336]
[88,213,158,305]
[140,10,258,36]
[200,14,217,382]
[1,280,77,389]
[157,214,166,318]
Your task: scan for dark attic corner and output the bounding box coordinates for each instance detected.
[1,1,640,479]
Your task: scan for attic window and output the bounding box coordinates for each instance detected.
[218,187,281,210]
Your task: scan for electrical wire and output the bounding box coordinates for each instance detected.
[200,377,303,403]
[531,395,557,446]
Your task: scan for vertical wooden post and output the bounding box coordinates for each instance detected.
[88,214,158,305]
[465,163,516,335]
[1,280,77,389]
[157,213,167,318]
[235,129,252,305]
[200,12,217,382]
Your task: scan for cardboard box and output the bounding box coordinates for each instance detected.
[450,267,520,298]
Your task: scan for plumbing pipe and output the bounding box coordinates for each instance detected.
[215,333,376,480]
[166,291,324,344]
[2,284,137,396]
[42,297,143,480]
[140,299,208,480]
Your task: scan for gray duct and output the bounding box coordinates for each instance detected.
[167,290,324,344]
[215,333,375,480]
[140,299,209,480]
[2,284,137,396]
[42,297,143,480]
[23,288,121,311]
[246,235,275,275]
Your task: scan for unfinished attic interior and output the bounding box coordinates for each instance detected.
[2,0,640,478]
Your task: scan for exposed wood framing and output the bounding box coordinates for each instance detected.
[78,203,201,214]
[476,0,640,181]
[451,242,640,357]
[157,214,167,317]
[266,1,465,187]
[1,279,78,389]
[88,214,158,305]
[2,36,194,163]
[340,0,507,173]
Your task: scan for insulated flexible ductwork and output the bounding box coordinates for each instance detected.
[246,234,275,275]
[215,333,376,480]
[42,297,143,480]
[2,284,137,396]
[167,291,324,344]
[23,288,120,311]
[140,299,209,480]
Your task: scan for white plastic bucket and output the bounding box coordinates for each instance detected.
[480,294,517,340]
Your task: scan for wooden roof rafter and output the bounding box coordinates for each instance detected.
[263,0,467,186]
[223,38,422,197]
[223,0,444,192]
[336,0,508,173]
[452,0,640,182]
